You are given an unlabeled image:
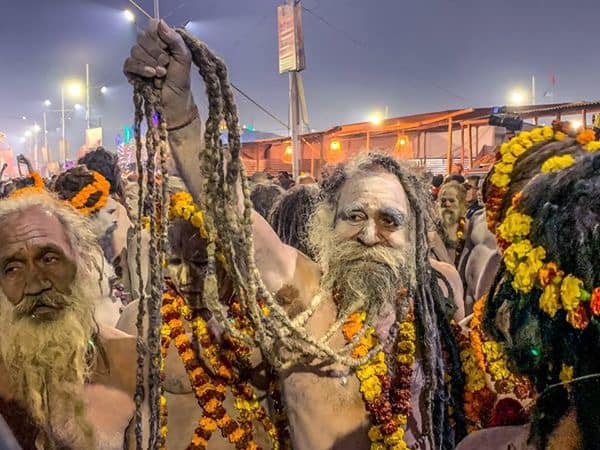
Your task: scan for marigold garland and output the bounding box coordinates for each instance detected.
[69,170,110,215]
[9,171,45,197]
[343,310,415,450]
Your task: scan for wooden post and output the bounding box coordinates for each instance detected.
[416,132,421,159]
[447,118,453,175]
[556,113,562,121]
[255,144,260,173]
[475,126,479,160]
[366,131,371,153]
[582,109,588,129]
[460,124,465,168]
[534,116,539,125]
[468,124,473,169]
[319,136,325,177]
[310,139,315,177]
[423,132,427,168]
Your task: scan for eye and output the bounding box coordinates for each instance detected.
[347,211,366,223]
[191,260,208,269]
[42,254,60,265]
[168,257,183,266]
[4,264,22,276]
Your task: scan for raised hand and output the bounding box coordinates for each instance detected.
[123,19,196,129]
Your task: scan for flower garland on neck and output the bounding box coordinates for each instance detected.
[69,170,111,215]
[342,308,416,450]
[9,171,45,197]
[163,191,290,450]
[454,216,466,266]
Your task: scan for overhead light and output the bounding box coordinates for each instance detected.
[330,140,341,151]
[32,124,41,133]
[44,99,52,107]
[100,86,108,95]
[570,120,582,130]
[368,112,384,126]
[123,9,135,23]
[74,103,83,111]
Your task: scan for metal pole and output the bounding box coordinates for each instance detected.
[43,111,48,158]
[447,118,453,175]
[290,72,301,180]
[85,63,91,129]
[61,86,66,163]
[154,0,160,19]
[531,75,536,106]
[33,126,38,171]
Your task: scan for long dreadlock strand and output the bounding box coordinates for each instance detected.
[132,87,147,450]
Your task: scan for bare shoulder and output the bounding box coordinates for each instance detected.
[94,326,139,395]
[456,424,531,450]
[274,251,321,317]
[430,258,465,321]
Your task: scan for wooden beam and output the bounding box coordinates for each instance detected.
[416,132,421,159]
[475,126,479,159]
[366,131,370,153]
[583,109,588,129]
[534,116,538,125]
[447,118,453,175]
[468,124,473,169]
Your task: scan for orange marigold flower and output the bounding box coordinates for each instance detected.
[174,333,189,348]
[229,428,246,443]
[191,434,208,447]
[538,262,563,287]
[218,365,233,379]
[566,304,590,330]
[591,288,600,316]
[181,348,195,363]
[576,129,596,145]
[217,414,232,428]
[199,416,218,432]
[204,398,221,413]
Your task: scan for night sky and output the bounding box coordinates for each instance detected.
[2,0,599,158]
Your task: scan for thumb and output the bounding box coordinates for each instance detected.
[157,20,188,61]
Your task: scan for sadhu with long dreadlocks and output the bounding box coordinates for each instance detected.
[125,19,466,450]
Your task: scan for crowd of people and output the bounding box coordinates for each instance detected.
[2,18,600,450]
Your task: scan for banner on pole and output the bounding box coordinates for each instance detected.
[278,4,305,73]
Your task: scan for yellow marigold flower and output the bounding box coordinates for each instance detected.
[490,172,511,188]
[261,305,270,316]
[541,126,554,140]
[497,212,532,243]
[539,284,560,318]
[396,414,408,425]
[554,131,567,141]
[465,374,485,392]
[489,360,510,380]
[371,443,386,450]
[390,443,409,450]
[510,143,527,157]
[585,141,600,152]
[561,275,583,311]
[384,428,405,445]
[160,426,168,437]
[367,426,382,442]
[195,319,207,335]
[513,264,537,293]
[541,154,576,174]
[397,353,416,365]
[504,240,534,273]
[502,151,517,164]
[495,162,514,174]
[559,364,574,383]
[520,138,534,149]
[171,191,193,205]
[160,324,171,337]
[190,211,205,229]
[357,365,376,381]
[160,395,167,407]
[397,340,416,354]
[499,143,511,155]
[359,374,382,402]
[530,127,546,142]
[483,341,504,361]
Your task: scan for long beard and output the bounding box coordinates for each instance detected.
[309,203,416,326]
[0,275,97,449]
[441,208,459,227]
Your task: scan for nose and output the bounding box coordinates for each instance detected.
[24,268,52,297]
[176,263,190,287]
[357,219,381,247]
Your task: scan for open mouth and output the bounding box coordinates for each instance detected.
[30,303,64,320]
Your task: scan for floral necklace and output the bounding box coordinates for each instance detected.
[342,309,416,450]
[454,216,467,267]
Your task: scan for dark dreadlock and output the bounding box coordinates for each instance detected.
[78,147,124,198]
[250,182,284,219]
[268,183,320,259]
[318,153,466,450]
[131,77,170,448]
[484,152,600,450]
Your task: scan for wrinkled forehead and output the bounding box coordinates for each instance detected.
[0,206,73,258]
[336,170,412,215]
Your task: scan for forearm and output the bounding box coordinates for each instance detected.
[168,116,204,200]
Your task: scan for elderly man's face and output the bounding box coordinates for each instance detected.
[439,187,466,226]
[0,206,77,320]
[334,171,413,249]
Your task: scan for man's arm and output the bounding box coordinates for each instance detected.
[125,19,308,295]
